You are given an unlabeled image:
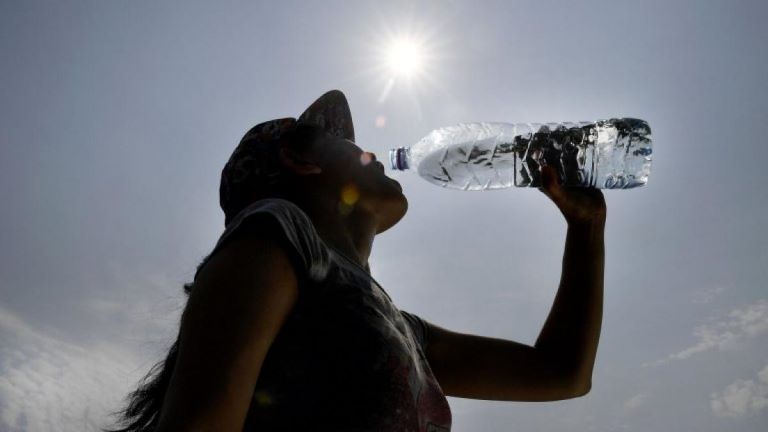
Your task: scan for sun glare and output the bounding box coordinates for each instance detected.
[364,21,447,104]
[385,37,425,78]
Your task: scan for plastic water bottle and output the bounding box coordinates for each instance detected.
[389,118,652,190]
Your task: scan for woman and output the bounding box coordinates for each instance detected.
[107,90,606,431]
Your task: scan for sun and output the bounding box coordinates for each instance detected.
[362,21,447,104]
[385,37,425,78]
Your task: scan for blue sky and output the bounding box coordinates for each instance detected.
[1,0,767,430]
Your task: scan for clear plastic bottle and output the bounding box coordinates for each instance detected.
[389,118,652,190]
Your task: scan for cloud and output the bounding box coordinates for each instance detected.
[0,306,147,432]
[623,393,649,411]
[710,364,768,418]
[647,299,768,366]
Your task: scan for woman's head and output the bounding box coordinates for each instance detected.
[284,129,408,233]
[219,91,406,232]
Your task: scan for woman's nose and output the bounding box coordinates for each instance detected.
[365,152,377,161]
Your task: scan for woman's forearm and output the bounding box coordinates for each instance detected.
[534,219,605,391]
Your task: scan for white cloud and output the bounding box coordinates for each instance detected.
[647,299,768,366]
[710,364,768,418]
[623,393,648,411]
[0,306,147,432]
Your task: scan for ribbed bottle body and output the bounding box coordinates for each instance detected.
[390,118,652,190]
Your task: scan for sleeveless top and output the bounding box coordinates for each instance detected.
[192,198,452,431]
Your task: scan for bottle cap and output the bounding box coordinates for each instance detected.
[389,147,410,170]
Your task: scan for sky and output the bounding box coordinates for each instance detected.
[1,0,767,430]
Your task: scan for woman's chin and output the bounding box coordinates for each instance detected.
[375,193,408,234]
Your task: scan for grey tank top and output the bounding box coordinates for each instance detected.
[192,198,452,431]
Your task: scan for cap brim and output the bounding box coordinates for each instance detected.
[297,89,355,142]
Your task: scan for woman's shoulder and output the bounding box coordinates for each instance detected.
[195,198,332,284]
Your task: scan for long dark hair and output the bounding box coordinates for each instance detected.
[102,278,194,432]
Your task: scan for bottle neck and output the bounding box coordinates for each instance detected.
[389,146,411,170]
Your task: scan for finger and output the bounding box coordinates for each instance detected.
[541,166,561,197]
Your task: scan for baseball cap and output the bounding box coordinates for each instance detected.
[219,90,356,226]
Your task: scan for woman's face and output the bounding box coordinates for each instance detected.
[303,133,408,233]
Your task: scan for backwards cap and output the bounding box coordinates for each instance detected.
[219,90,355,226]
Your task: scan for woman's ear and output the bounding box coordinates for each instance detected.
[279,146,322,175]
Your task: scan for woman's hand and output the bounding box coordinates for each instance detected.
[538,165,607,226]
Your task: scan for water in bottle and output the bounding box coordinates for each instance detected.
[389,118,652,190]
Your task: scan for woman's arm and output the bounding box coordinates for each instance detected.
[534,164,606,391]
[533,218,604,393]
[154,222,300,431]
[424,165,606,401]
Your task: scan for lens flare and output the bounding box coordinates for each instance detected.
[339,183,360,216]
[341,184,360,205]
[253,390,273,406]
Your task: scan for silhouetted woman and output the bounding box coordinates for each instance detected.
[106,90,606,431]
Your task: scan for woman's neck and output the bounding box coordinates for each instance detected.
[298,198,378,272]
